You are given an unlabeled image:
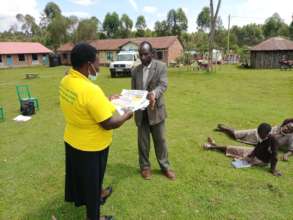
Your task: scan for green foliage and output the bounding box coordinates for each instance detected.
[46,14,71,50]
[176,52,193,65]
[197,7,211,31]
[166,8,188,36]
[263,13,289,38]
[119,14,133,38]
[154,8,188,37]
[231,24,264,47]
[135,15,147,37]
[1,65,293,219]
[103,12,120,38]
[154,20,169,36]
[74,17,99,42]
[44,2,62,20]
[289,21,293,40]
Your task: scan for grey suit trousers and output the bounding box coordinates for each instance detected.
[137,111,170,171]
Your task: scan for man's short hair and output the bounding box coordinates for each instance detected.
[257,123,272,136]
[139,41,153,52]
[70,43,97,68]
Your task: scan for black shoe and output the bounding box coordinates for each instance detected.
[100,186,113,205]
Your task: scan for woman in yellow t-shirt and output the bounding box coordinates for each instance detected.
[60,43,132,220]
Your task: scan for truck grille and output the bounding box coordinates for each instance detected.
[114,64,126,68]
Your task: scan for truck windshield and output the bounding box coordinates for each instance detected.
[117,54,134,61]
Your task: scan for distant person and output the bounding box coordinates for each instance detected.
[216,118,293,161]
[203,123,282,176]
[131,41,176,180]
[59,43,133,220]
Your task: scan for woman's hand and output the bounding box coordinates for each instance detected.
[109,94,120,101]
[123,109,133,120]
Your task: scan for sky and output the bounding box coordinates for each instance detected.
[0,0,292,32]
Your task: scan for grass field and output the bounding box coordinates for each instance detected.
[0,65,293,220]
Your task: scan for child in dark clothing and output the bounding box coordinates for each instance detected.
[203,123,281,176]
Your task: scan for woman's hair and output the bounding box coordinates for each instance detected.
[70,43,97,68]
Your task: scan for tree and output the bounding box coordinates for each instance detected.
[120,14,133,38]
[74,17,99,42]
[154,20,169,36]
[230,24,264,48]
[289,21,293,40]
[165,8,188,36]
[44,2,61,20]
[67,15,79,34]
[197,7,210,31]
[208,0,221,71]
[16,14,40,37]
[103,12,120,38]
[263,13,289,38]
[135,15,147,37]
[176,8,188,34]
[47,14,70,50]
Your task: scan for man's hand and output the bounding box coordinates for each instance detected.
[109,94,120,101]
[147,91,156,110]
[271,169,282,176]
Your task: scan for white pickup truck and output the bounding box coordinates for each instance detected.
[109,51,141,77]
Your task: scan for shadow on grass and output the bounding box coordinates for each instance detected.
[22,195,85,220]
[106,162,138,184]
[21,163,137,219]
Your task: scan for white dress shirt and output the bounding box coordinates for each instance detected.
[142,61,152,90]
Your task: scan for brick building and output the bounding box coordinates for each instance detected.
[0,42,52,68]
[57,36,184,66]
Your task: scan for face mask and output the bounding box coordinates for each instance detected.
[88,73,97,81]
[88,63,99,81]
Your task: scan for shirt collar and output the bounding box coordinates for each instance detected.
[143,61,152,70]
[68,68,90,82]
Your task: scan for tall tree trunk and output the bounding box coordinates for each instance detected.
[208,0,221,72]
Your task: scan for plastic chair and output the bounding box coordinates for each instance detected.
[0,106,4,122]
[16,85,39,110]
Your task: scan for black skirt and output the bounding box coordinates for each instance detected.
[64,142,109,219]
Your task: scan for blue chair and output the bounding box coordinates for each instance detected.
[16,85,39,110]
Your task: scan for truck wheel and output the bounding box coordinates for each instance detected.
[111,71,116,78]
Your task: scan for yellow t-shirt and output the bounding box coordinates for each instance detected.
[59,68,116,151]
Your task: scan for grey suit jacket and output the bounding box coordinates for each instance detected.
[131,59,168,126]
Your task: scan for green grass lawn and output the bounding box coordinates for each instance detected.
[0,65,293,220]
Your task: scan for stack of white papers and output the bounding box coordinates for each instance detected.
[13,115,32,122]
[111,89,150,115]
[231,159,252,169]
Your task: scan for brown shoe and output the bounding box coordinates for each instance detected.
[141,168,151,180]
[163,169,176,180]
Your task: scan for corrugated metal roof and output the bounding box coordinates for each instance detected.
[0,42,53,54]
[57,36,179,52]
[250,37,293,51]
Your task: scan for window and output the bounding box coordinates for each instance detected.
[117,54,134,61]
[107,52,113,61]
[63,53,68,59]
[156,51,163,60]
[18,54,25,61]
[0,55,2,63]
[32,54,38,61]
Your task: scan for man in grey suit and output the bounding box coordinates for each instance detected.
[131,41,176,180]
